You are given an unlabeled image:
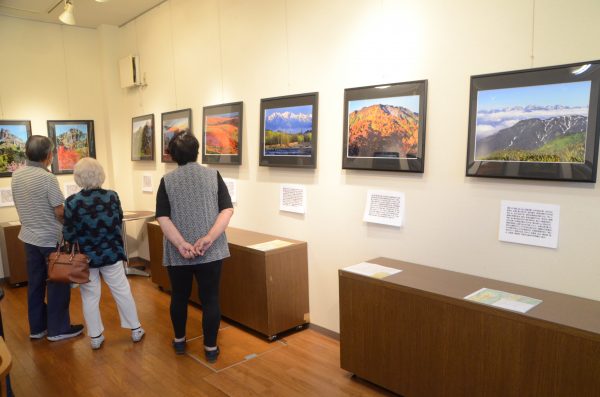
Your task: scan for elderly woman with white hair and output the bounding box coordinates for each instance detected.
[63,157,145,350]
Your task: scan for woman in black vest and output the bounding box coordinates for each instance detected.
[156,133,233,362]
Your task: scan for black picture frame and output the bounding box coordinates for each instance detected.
[0,120,32,177]
[161,108,192,163]
[466,60,600,182]
[131,114,155,161]
[342,80,428,172]
[201,101,243,165]
[259,92,318,168]
[47,120,96,175]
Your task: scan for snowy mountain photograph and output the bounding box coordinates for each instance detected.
[474,81,591,163]
[263,105,313,156]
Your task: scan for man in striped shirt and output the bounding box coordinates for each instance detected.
[11,135,83,341]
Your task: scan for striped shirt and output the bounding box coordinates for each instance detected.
[11,161,64,247]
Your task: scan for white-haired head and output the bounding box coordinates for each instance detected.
[74,157,105,189]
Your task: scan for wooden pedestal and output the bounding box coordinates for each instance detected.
[147,221,169,290]
[339,257,600,397]
[0,223,27,285]
[147,223,309,339]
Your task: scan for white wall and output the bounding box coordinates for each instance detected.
[2,0,600,333]
[0,17,108,277]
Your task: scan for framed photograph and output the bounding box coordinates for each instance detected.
[342,81,428,172]
[202,102,243,165]
[131,114,154,161]
[466,60,600,182]
[0,120,31,177]
[47,120,95,174]
[161,108,192,163]
[259,92,318,168]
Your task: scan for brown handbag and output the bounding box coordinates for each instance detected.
[47,241,91,284]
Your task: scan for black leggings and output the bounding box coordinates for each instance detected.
[167,260,222,347]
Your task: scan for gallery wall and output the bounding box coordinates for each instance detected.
[0,16,111,276]
[2,0,600,333]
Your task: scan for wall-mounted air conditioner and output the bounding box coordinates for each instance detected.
[119,55,142,88]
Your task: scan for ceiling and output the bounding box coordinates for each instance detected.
[0,0,166,28]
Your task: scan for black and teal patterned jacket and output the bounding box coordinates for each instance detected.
[63,189,127,268]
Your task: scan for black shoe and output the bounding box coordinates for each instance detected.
[47,324,84,342]
[205,347,220,363]
[172,339,186,355]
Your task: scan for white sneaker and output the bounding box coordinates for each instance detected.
[30,330,48,339]
[132,327,145,342]
[90,334,105,350]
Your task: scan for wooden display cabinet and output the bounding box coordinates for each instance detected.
[0,222,27,286]
[339,257,600,397]
[147,223,309,339]
[147,221,169,290]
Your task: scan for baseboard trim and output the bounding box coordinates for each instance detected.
[308,323,340,341]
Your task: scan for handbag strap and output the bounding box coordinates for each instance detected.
[70,242,81,255]
[55,239,64,256]
[56,239,81,258]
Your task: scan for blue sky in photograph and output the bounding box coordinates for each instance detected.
[265,105,312,119]
[477,81,591,110]
[0,124,28,139]
[163,117,189,132]
[265,105,313,133]
[349,95,419,113]
[56,124,87,137]
[209,111,239,119]
[132,119,152,131]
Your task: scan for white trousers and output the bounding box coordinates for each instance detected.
[79,261,141,337]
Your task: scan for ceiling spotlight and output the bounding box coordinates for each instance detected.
[95,0,110,2]
[58,0,75,25]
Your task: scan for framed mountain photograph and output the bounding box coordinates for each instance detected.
[131,114,154,161]
[47,120,96,174]
[0,120,31,177]
[342,81,428,172]
[466,60,600,182]
[259,93,318,168]
[202,101,243,165]
[161,108,192,163]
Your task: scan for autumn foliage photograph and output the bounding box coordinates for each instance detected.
[204,112,240,155]
[52,122,92,172]
[347,95,421,159]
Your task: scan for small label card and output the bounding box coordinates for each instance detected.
[142,174,153,193]
[64,182,81,198]
[247,239,293,251]
[280,184,306,214]
[499,200,560,249]
[223,178,237,203]
[464,287,542,313]
[0,188,14,207]
[343,262,402,279]
[363,190,405,227]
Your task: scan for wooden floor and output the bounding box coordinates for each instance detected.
[0,274,396,396]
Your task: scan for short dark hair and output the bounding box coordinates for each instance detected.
[25,135,54,162]
[168,133,198,165]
